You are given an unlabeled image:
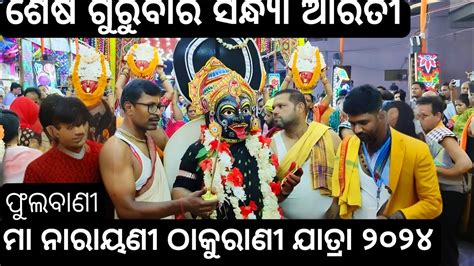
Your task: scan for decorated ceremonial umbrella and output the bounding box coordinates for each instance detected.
[173,38,266,103]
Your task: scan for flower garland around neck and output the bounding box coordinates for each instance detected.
[72,54,108,107]
[216,38,251,50]
[127,44,160,79]
[291,48,321,93]
[197,125,283,219]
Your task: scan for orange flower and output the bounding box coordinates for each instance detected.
[278,207,284,218]
[199,159,213,172]
[258,135,272,147]
[102,129,110,139]
[209,139,220,152]
[240,200,258,219]
[270,181,281,196]
[0,125,4,140]
[270,154,279,169]
[227,168,244,187]
[218,141,231,155]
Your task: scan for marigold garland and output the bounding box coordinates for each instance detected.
[127,44,160,79]
[291,48,322,94]
[72,54,108,108]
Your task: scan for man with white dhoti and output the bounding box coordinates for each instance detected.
[100,79,217,219]
[271,89,341,219]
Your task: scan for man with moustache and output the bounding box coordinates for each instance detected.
[100,79,218,219]
[331,85,442,219]
[271,89,341,219]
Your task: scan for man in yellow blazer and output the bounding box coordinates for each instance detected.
[331,85,442,219]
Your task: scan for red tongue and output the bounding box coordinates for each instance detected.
[299,71,314,83]
[232,126,247,139]
[81,80,98,94]
[136,60,150,69]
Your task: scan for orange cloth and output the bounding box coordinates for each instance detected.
[312,101,334,125]
[460,113,474,151]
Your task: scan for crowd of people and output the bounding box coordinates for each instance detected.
[0,45,473,266]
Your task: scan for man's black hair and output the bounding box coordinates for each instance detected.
[343,84,382,115]
[0,110,20,143]
[39,95,63,128]
[412,81,426,91]
[46,97,92,128]
[121,79,161,109]
[416,96,446,115]
[381,90,395,101]
[274,89,308,113]
[10,82,21,90]
[389,83,399,91]
[23,87,41,99]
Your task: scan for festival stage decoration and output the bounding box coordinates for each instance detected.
[20,39,35,88]
[33,60,57,89]
[279,38,299,63]
[0,38,18,63]
[332,65,352,99]
[267,73,281,97]
[416,53,440,92]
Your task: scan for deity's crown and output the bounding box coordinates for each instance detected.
[189,57,256,115]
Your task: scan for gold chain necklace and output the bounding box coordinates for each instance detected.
[117,128,147,143]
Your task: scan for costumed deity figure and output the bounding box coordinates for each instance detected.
[282,42,334,125]
[69,46,115,144]
[171,57,282,219]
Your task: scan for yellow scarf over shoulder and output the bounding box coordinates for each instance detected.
[276,122,335,194]
[331,135,362,219]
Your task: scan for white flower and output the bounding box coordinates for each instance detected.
[232,187,247,201]
[247,213,257,220]
[262,210,281,219]
[203,131,214,148]
[220,153,232,168]
[0,140,4,162]
[260,184,272,197]
[263,197,279,209]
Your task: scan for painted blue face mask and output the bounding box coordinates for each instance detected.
[206,95,253,142]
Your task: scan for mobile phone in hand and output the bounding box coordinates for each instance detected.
[453,79,461,87]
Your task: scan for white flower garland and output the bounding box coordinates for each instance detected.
[0,140,4,163]
[216,38,252,50]
[201,128,281,219]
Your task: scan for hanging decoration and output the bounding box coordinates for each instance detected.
[278,38,298,63]
[332,65,352,100]
[21,39,35,88]
[416,53,440,92]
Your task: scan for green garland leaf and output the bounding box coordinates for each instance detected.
[195,147,208,160]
